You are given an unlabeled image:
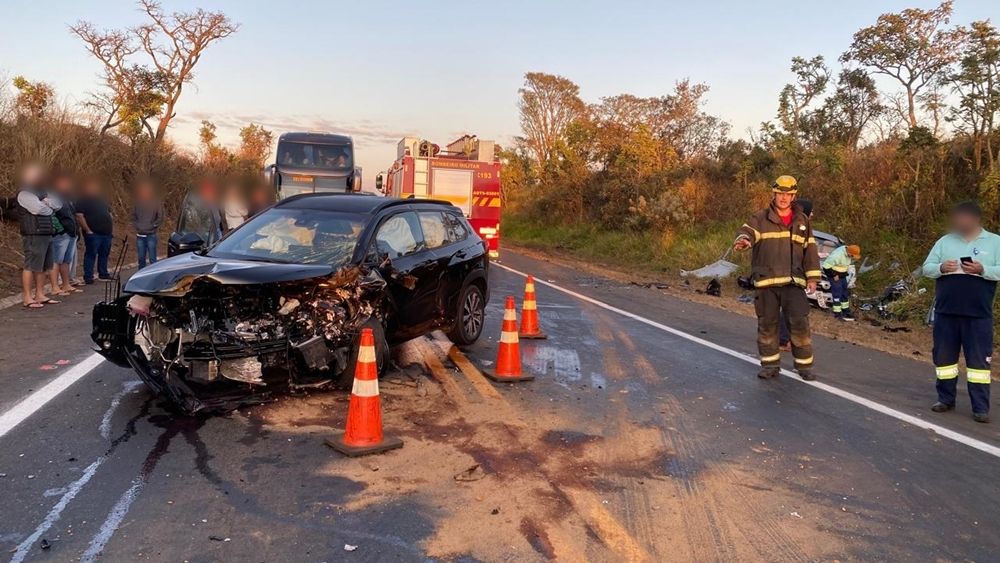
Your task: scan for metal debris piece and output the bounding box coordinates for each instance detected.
[344,544,358,552]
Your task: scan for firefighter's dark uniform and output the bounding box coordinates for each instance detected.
[922,229,999,417]
[737,205,822,375]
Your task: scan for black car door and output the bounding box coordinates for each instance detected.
[373,211,442,338]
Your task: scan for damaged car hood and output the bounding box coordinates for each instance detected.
[125,251,335,295]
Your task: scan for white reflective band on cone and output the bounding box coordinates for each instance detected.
[358,346,376,363]
[967,369,992,384]
[523,300,537,310]
[525,283,535,292]
[352,378,379,397]
[500,331,519,344]
[503,309,516,321]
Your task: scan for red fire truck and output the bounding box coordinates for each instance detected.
[384,135,502,259]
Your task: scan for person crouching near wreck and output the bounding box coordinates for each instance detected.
[922,201,998,424]
[733,175,822,381]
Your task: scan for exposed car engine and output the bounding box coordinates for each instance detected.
[105,267,387,413]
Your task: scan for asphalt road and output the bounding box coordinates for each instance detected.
[0,249,997,562]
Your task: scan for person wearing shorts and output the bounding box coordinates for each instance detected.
[16,164,61,308]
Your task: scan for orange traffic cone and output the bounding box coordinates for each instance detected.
[485,296,534,382]
[325,328,403,456]
[518,275,547,339]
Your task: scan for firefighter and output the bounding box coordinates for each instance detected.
[822,244,861,321]
[922,201,998,423]
[733,175,822,380]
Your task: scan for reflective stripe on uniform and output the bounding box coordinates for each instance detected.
[829,266,849,273]
[760,353,781,363]
[759,231,790,240]
[791,234,808,245]
[351,377,380,397]
[936,364,959,380]
[831,304,842,313]
[755,276,793,287]
[741,224,760,242]
[805,270,822,278]
[967,368,992,384]
[794,356,814,365]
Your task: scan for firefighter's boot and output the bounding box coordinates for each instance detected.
[757,367,780,379]
[798,368,816,381]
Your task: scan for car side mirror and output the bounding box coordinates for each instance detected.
[168,232,206,257]
[351,168,362,193]
[263,164,275,187]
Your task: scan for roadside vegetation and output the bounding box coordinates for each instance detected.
[502,1,1000,313]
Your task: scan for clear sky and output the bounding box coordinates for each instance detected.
[2,1,997,176]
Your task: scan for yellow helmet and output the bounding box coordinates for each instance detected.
[772,175,798,193]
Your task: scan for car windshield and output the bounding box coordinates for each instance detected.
[208,208,364,266]
[277,141,353,171]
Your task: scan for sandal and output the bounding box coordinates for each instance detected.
[23,302,44,309]
[37,298,61,305]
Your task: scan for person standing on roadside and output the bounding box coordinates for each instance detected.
[823,244,861,321]
[922,201,998,424]
[47,173,82,295]
[75,178,114,284]
[733,175,821,381]
[16,164,61,308]
[132,179,164,269]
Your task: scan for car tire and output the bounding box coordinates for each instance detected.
[448,282,486,346]
[338,318,390,388]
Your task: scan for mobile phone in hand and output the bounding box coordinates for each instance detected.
[961,256,974,264]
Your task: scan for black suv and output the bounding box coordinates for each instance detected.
[92,194,489,413]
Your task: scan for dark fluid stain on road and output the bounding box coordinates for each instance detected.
[519,517,556,560]
[541,429,602,450]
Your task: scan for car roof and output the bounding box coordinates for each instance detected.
[276,193,458,214]
[278,132,353,144]
[812,229,842,244]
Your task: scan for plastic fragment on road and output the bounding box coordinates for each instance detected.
[344,544,358,552]
[681,259,740,279]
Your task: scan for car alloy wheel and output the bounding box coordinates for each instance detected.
[462,289,484,340]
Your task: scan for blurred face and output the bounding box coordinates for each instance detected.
[55,176,74,194]
[21,164,45,187]
[199,181,218,202]
[136,182,154,200]
[951,211,981,237]
[84,180,102,197]
[773,191,795,211]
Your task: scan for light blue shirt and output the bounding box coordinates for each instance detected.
[922,228,1000,281]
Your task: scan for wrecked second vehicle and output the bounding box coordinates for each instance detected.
[92,195,490,413]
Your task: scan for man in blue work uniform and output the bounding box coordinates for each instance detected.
[922,201,997,423]
[822,244,861,321]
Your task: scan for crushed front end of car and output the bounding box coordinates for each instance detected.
[92,257,387,414]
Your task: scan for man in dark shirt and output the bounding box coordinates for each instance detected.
[75,179,114,283]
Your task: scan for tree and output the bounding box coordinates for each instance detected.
[12,76,54,118]
[238,123,274,167]
[71,1,238,144]
[948,20,1000,172]
[841,1,965,129]
[198,120,231,170]
[822,68,883,149]
[777,56,830,140]
[655,80,730,162]
[517,72,586,166]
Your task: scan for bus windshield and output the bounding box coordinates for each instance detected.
[276,141,353,171]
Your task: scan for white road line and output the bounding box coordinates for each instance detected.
[0,353,106,439]
[495,262,1000,460]
[9,458,106,563]
[99,381,143,440]
[81,478,144,563]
